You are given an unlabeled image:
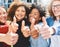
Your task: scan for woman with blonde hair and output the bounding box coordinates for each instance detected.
[0,7,18,47]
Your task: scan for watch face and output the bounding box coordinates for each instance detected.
[0,25,8,34]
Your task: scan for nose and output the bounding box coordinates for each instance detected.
[18,10,22,14]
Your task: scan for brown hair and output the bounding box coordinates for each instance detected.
[7,2,29,21]
[48,0,60,20]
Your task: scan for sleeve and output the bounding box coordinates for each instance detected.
[52,23,60,35]
[46,17,54,27]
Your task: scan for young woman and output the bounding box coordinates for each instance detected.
[0,7,18,47]
[21,4,49,47]
[7,2,30,47]
[46,0,60,47]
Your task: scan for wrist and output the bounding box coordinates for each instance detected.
[49,28,55,35]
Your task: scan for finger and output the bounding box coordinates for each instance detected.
[31,18,35,24]
[42,16,47,25]
[21,20,25,28]
[32,18,35,24]
[7,25,12,34]
[30,18,35,30]
[13,16,16,23]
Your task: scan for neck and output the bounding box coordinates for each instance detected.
[56,16,60,21]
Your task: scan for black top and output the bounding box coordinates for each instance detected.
[14,18,30,47]
[0,43,10,47]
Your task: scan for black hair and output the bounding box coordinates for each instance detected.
[29,4,46,22]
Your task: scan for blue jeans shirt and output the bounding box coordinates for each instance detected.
[30,23,48,47]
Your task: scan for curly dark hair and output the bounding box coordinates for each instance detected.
[29,4,46,17]
[29,4,46,22]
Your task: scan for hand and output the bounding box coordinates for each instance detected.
[40,26,51,39]
[39,17,51,39]
[30,18,35,30]
[30,26,39,39]
[29,14,35,24]
[10,16,19,33]
[30,18,39,39]
[21,20,30,37]
[2,32,18,45]
[30,17,35,24]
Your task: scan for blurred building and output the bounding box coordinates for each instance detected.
[0,0,52,9]
[0,0,13,9]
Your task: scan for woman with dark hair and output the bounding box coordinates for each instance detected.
[7,2,30,47]
[21,4,49,47]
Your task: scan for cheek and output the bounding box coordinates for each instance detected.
[22,12,26,16]
[21,12,25,18]
[15,12,18,16]
[52,7,55,13]
[15,11,19,15]
[0,16,3,20]
[35,15,39,19]
[4,14,7,18]
[52,7,55,12]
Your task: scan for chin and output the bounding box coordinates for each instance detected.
[1,21,6,24]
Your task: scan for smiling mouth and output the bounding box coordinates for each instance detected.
[2,18,7,20]
[17,15,22,17]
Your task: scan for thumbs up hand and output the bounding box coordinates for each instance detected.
[42,16,47,26]
[30,18,35,30]
[1,31,18,45]
[30,18,39,39]
[4,16,19,45]
[10,16,19,33]
[39,16,51,39]
[21,20,30,37]
[30,26,39,39]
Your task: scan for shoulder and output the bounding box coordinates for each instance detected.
[46,16,53,20]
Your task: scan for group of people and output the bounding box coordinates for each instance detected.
[0,0,60,47]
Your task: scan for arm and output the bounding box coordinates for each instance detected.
[0,33,6,42]
[46,17,57,35]
[0,33,18,45]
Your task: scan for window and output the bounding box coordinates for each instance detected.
[34,0,37,3]
[8,0,13,7]
[27,0,31,3]
[5,0,13,9]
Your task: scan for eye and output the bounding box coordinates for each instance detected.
[17,10,19,12]
[34,13,37,15]
[53,4,60,8]
[22,10,25,12]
